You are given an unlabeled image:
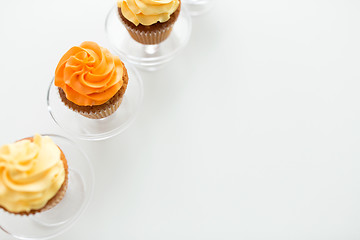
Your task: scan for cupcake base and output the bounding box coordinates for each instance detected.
[58,67,129,119]
[118,2,181,45]
[58,88,124,119]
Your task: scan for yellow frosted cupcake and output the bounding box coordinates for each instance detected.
[55,41,129,119]
[0,134,68,215]
[118,0,181,45]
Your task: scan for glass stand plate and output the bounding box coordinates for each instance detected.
[0,134,94,240]
[47,62,143,141]
[105,5,192,71]
[182,0,214,16]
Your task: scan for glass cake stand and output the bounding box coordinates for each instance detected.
[182,0,214,16]
[105,4,192,71]
[0,134,94,240]
[47,61,143,141]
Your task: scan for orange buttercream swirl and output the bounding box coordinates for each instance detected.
[55,41,124,106]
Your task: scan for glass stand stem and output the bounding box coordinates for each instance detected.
[144,44,160,55]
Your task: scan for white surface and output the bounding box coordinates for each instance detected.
[1,0,360,239]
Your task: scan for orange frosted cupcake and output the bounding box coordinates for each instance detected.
[55,41,128,119]
[0,134,68,215]
[118,0,181,45]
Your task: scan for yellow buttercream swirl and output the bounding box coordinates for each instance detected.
[0,135,65,213]
[118,0,180,26]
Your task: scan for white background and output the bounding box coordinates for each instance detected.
[1,0,360,239]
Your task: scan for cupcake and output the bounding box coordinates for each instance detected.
[0,134,68,215]
[55,41,129,119]
[118,0,181,45]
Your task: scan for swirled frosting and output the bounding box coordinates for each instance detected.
[0,135,65,213]
[118,0,180,26]
[55,41,124,106]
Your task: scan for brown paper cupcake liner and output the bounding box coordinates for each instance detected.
[72,96,123,119]
[123,22,175,45]
[58,88,124,119]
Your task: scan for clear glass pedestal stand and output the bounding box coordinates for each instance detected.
[105,5,192,71]
[182,0,214,16]
[0,134,94,239]
[47,62,143,141]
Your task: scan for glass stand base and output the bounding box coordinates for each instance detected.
[182,0,214,16]
[47,62,143,141]
[0,135,94,240]
[105,5,192,71]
